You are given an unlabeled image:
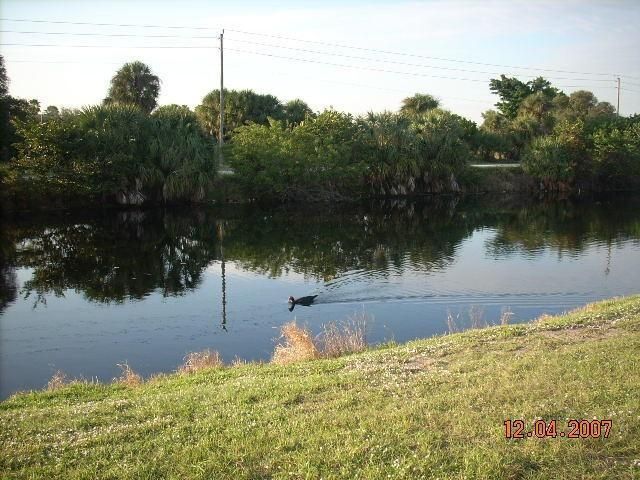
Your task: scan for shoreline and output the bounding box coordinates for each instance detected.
[2,295,639,478]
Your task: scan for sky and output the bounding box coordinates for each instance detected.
[1,0,639,123]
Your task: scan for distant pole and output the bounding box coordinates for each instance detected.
[219,30,225,149]
[616,77,620,117]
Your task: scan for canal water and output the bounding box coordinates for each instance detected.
[1,194,639,398]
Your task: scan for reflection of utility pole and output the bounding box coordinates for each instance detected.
[217,221,227,330]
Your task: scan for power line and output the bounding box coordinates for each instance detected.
[263,69,494,104]
[1,17,637,80]
[0,17,220,31]
[4,58,209,66]
[225,47,615,91]
[225,38,616,83]
[0,29,221,39]
[225,28,629,79]
[224,47,489,83]
[0,28,618,83]
[0,41,613,91]
[0,42,216,49]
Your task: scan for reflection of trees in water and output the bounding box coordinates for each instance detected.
[224,197,472,281]
[483,195,640,257]
[7,209,220,305]
[0,224,18,315]
[0,194,638,306]
[0,266,17,315]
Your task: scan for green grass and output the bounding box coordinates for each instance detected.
[2,296,640,479]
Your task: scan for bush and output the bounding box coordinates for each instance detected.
[522,120,588,189]
[361,109,472,194]
[229,110,365,201]
[590,118,640,184]
[9,104,216,204]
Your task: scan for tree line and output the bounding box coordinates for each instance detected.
[1,55,638,205]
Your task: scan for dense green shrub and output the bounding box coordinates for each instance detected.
[361,109,471,195]
[523,116,640,190]
[11,113,93,197]
[590,118,640,184]
[229,108,474,201]
[148,105,217,202]
[10,104,216,204]
[229,110,364,201]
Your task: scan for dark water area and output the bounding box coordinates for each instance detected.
[1,194,639,399]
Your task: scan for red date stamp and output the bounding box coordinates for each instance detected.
[504,419,612,439]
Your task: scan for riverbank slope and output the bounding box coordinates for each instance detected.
[2,295,640,479]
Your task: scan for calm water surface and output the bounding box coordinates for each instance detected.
[1,195,639,399]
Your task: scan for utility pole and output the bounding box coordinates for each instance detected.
[219,30,225,151]
[616,77,620,117]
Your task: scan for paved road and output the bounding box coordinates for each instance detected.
[470,163,521,168]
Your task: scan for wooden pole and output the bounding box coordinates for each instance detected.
[617,77,620,117]
[219,30,225,146]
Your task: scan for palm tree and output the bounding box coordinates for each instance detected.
[104,61,161,113]
[283,99,314,126]
[195,89,284,140]
[400,93,440,116]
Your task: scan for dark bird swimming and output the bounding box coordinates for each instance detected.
[288,295,318,312]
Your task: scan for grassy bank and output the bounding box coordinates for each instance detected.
[2,296,640,479]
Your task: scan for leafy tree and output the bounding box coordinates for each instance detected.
[522,120,588,189]
[489,76,531,119]
[527,77,559,97]
[12,104,215,204]
[195,89,284,140]
[489,75,558,119]
[43,105,60,120]
[590,117,640,183]
[229,110,363,201]
[479,110,515,160]
[104,61,161,113]
[518,92,555,121]
[553,90,616,123]
[0,55,10,162]
[0,54,7,98]
[283,99,314,126]
[400,93,440,116]
[480,110,510,133]
[1,88,42,163]
[11,113,91,197]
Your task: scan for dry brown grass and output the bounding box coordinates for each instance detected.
[47,370,69,391]
[500,306,514,325]
[179,349,223,373]
[115,362,142,387]
[320,312,368,358]
[272,322,319,365]
[273,313,369,364]
[231,356,251,367]
[469,305,486,329]
[447,310,460,334]
[47,371,98,391]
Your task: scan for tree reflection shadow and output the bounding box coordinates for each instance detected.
[0,193,638,312]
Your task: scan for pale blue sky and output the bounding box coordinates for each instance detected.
[1,0,639,122]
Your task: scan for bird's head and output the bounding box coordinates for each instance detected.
[288,296,295,303]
